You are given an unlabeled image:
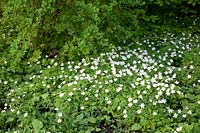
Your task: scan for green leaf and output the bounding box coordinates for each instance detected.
[32,119,43,130]
[75,113,84,123]
[41,93,49,99]
[88,117,97,124]
[193,127,200,133]
[95,128,101,131]
[6,117,14,123]
[131,123,142,130]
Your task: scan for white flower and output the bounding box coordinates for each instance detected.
[67,98,71,102]
[11,98,15,102]
[116,87,122,92]
[137,109,142,114]
[140,103,145,109]
[81,92,85,95]
[58,112,63,117]
[59,92,65,97]
[182,114,187,118]
[153,112,157,116]
[57,119,62,123]
[176,126,183,132]
[69,92,73,96]
[187,110,192,115]
[128,103,133,108]
[24,112,28,117]
[123,114,128,118]
[187,74,191,79]
[117,106,121,110]
[128,97,132,102]
[138,95,143,99]
[54,62,58,66]
[80,106,85,110]
[133,99,138,104]
[189,65,194,69]
[96,70,101,75]
[17,110,20,114]
[158,91,163,96]
[143,90,147,94]
[85,97,88,101]
[123,110,127,114]
[4,81,8,85]
[178,109,182,113]
[168,108,174,113]
[197,101,200,104]
[173,113,178,118]
[107,100,111,104]
[105,89,109,93]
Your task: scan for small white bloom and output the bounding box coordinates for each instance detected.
[198,101,200,104]
[17,110,20,114]
[24,112,28,117]
[178,109,182,113]
[182,114,187,118]
[81,92,85,95]
[128,97,132,102]
[117,106,121,110]
[11,98,15,102]
[133,99,138,104]
[140,103,145,109]
[59,92,65,97]
[95,94,98,97]
[176,126,183,132]
[153,112,157,116]
[80,106,84,110]
[67,98,71,102]
[173,113,178,118]
[54,62,58,66]
[137,109,142,114]
[85,97,88,101]
[116,87,122,92]
[69,92,73,96]
[128,103,133,108]
[123,110,127,114]
[189,65,194,69]
[143,90,147,94]
[168,108,174,113]
[123,114,128,118]
[4,81,8,85]
[105,97,109,101]
[58,112,63,117]
[105,89,109,93]
[138,95,143,99]
[57,119,62,123]
[187,110,192,115]
[107,100,111,104]
[187,74,192,79]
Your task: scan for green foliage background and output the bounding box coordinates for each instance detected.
[0,0,200,132]
[0,0,199,62]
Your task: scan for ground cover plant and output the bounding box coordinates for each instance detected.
[1,30,200,132]
[1,0,200,133]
